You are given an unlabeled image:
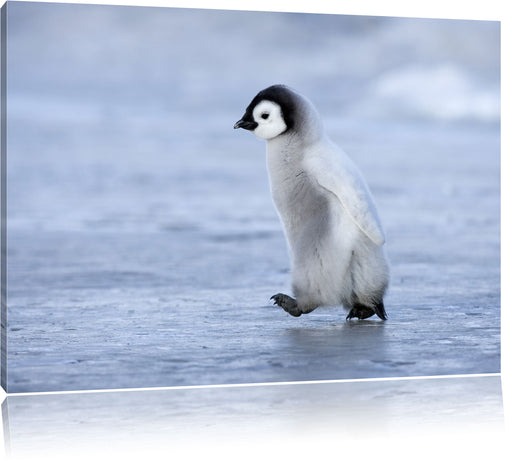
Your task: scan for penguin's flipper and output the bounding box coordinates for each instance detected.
[306,149,386,247]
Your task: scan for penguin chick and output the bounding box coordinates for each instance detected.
[234,84,389,320]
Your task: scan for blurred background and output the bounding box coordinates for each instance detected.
[7,3,499,234]
[5,2,500,393]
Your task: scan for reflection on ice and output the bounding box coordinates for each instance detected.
[2,375,505,461]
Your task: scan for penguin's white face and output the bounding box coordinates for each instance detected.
[251,101,288,140]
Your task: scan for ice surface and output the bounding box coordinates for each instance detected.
[4,3,500,392]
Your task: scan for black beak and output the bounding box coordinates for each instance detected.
[234,119,258,130]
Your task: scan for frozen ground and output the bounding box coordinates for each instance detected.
[4,4,500,392]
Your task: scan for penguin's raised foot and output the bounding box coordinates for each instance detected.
[346,301,387,321]
[270,293,302,317]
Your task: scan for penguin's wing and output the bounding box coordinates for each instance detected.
[305,147,386,246]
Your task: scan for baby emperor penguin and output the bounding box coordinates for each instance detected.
[234,84,389,320]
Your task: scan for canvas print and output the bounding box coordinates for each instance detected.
[0,1,500,393]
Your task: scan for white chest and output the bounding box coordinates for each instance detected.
[266,140,332,231]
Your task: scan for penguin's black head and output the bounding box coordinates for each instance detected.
[234,84,297,140]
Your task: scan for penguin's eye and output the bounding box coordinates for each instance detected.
[261,113,269,120]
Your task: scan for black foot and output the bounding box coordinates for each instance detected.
[374,301,388,320]
[270,293,302,317]
[346,301,387,321]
